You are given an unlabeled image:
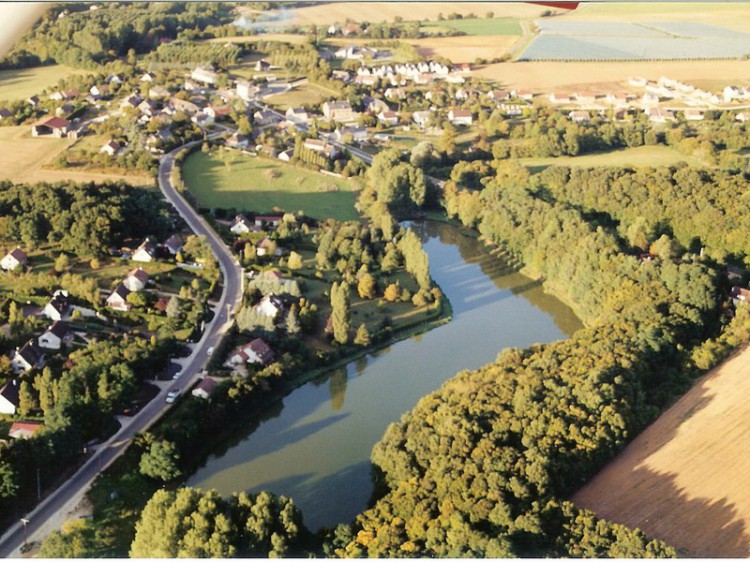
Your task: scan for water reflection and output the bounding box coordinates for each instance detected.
[187,221,582,531]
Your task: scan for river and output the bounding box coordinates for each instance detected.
[187,221,582,530]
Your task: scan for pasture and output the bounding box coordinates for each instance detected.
[182,151,360,221]
[519,145,706,173]
[0,65,88,101]
[573,344,750,557]
[266,82,340,110]
[422,17,522,36]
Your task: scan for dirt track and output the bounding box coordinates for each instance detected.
[573,344,750,557]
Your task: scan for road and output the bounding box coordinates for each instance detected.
[0,138,243,558]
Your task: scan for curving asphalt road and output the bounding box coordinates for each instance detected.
[0,138,243,558]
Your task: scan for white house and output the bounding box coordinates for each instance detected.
[0,380,20,415]
[322,101,357,122]
[278,149,293,162]
[1,247,27,271]
[256,294,284,319]
[377,110,399,126]
[106,284,131,311]
[230,215,254,235]
[11,340,45,374]
[100,140,121,156]
[412,110,432,127]
[132,239,156,262]
[569,110,590,123]
[38,321,74,351]
[124,268,149,292]
[448,108,473,126]
[191,66,218,86]
[140,72,154,82]
[42,290,70,322]
[549,92,572,104]
[285,107,310,124]
[236,78,259,101]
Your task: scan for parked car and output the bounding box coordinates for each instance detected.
[172,369,182,380]
[165,389,181,403]
[207,346,214,356]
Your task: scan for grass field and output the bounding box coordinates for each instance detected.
[404,35,519,63]
[475,59,750,91]
[422,17,522,36]
[519,145,706,173]
[0,65,88,101]
[573,344,750,557]
[276,2,550,25]
[266,82,339,110]
[182,151,360,220]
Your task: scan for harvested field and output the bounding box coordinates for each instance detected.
[0,125,71,182]
[573,344,750,557]
[475,59,750,91]
[404,35,519,63]
[0,64,88,102]
[280,2,551,26]
[520,145,706,172]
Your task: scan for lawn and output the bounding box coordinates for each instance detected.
[182,151,361,221]
[422,17,522,36]
[519,145,707,172]
[0,65,89,101]
[266,83,340,111]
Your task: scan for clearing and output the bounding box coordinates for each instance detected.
[0,65,88,101]
[182,150,360,221]
[475,59,750,92]
[278,2,551,25]
[519,145,706,173]
[573,344,750,557]
[422,17,522,36]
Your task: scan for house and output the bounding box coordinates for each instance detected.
[253,109,278,126]
[278,148,294,162]
[731,286,750,306]
[230,215,254,235]
[138,99,159,117]
[132,239,156,262]
[256,237,283,257]
[628,76,648,87]
[191,66,218,86]
[254,215,283,229]
[255,59,271,72]
[89,84,109,98]
[148,86,169,100]
[123,268,149,292]
[12,340,45,374]
[412,110,432,127]
[226,337,275,366]
[736,112,750,122]
[373,133,391,143]
[322,100,357,122]
[236,79,260,101]
[343,22,362,36]
[384,87,406,101]
[204,105,231,120]
[0,380,20,415]
[42,290,70,321]
[55,103,76,118]
[569,110,590,123]
[191,113,212,127]
[684,109,704,121]
[140,72,154,82]
[303,139,338,158]
[445,73,466,84]
[285,107,309,124]
[1,247,27,271]
[161,234,182,257]
[499,103,527,117]
[170,98,200,115]
[512,89,534,101]
[183,78,200,92]
[100,140,121,156]
[120,93,142,110]
[332,70,351,83]
[378,110,399,126]
[192,377,217,399]
[0,108,13,120]
[26,95,40,107]
[642,93,660,105]
[355,74,379,87]
[574,91,597,104]
[548,92,572,104]
[645,107,675,123]
[487,90,509,102]
[448,108,473,126]
[31,117,70,138]
[38,321,74,351]
[106,284,131,311]
[256,294,285,319]
[154,296,170,313]
[8,421,44,439]
[327,24,340,35]
[332,125,368,143]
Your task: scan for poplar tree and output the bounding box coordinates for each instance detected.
[330,282,350,344]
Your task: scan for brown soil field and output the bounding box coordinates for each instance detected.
[573,344,750,557]
[404,36,519,64]
[0,126,153,188]
[476,60,750,92]
[282,2,550,26]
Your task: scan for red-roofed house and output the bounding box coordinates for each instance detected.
[32,116,70,138]
[9,421,44,439]
[192,377,218,399]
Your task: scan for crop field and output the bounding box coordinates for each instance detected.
[422,17,522,36]
[0,65,88,101]
[534,20,667,37]
[404,35,518,63]
[182,151,360,221]
[519,146,706,173]
[274,2,549,26]
[475,59,750,92]
[573,344,750,557]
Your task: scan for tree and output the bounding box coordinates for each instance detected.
[126,291,147,308]
[18,380,37,416]
[166,296,181,319]
[383,282,400,302]
[55,253,70,272]
[287,251,303,270]
[330,282,351,344]
[139,440,182,482]
[357,272,377,299]
[89,258,101,270]
[0,462,19,500]
[650,235,682,261]
[286,305,301,335]
[354,323,370,346]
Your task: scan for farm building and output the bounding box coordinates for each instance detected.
[31,117,70,138]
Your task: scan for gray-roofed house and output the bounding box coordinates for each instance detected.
[0,379,20,415]
[12,340,45,374]
[42,290,70,322]
[1,247,27,271]
[38,321,74,351]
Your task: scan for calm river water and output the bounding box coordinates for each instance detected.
[187,221,581,530]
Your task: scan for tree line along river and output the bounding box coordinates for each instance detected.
[187,221,582,531]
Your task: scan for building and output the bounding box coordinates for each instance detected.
[100,140,121,156]
[487,90,509,102]
[38,321,74,350]
[256,294,284,318]
[322,100,357,122]
[192,377,217,399]
[278,148,293,162]
[42,290,70,322]
[285,107,310,124]
[106,284,131,311]
[26,95,40,107]
[254,215,283,229]
[226,337,275,366]
[512,89,534,101]
[303,139,338,159]
[204,105,231,120]
[256,237,282,257]
[120,93,142,110]
[645,107,675,123]
[140,72,154,82]
[236,78,260,101]
[377,110,399,126]
[684,109,705,121]
[0,380,20,415]
[163,234,183,256]
[8,421,44,440]
[412,110,432,127]
[253,109,278,126]
[230,215,254,235]
[448,108,473,126]
[255,59,271,72]
[31,117,70,138]
[124,268,149,292]
[226,133,250,150]
[1,247,27,271]
[132,239,156,262]
[0,108,13,120]
[149,86,169,100]
[12,340,45,374]
[332,125,368,143]
[574,91,597,104]
[191,66,218,86]
[548,92,572,104]
[569,110,590,123]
